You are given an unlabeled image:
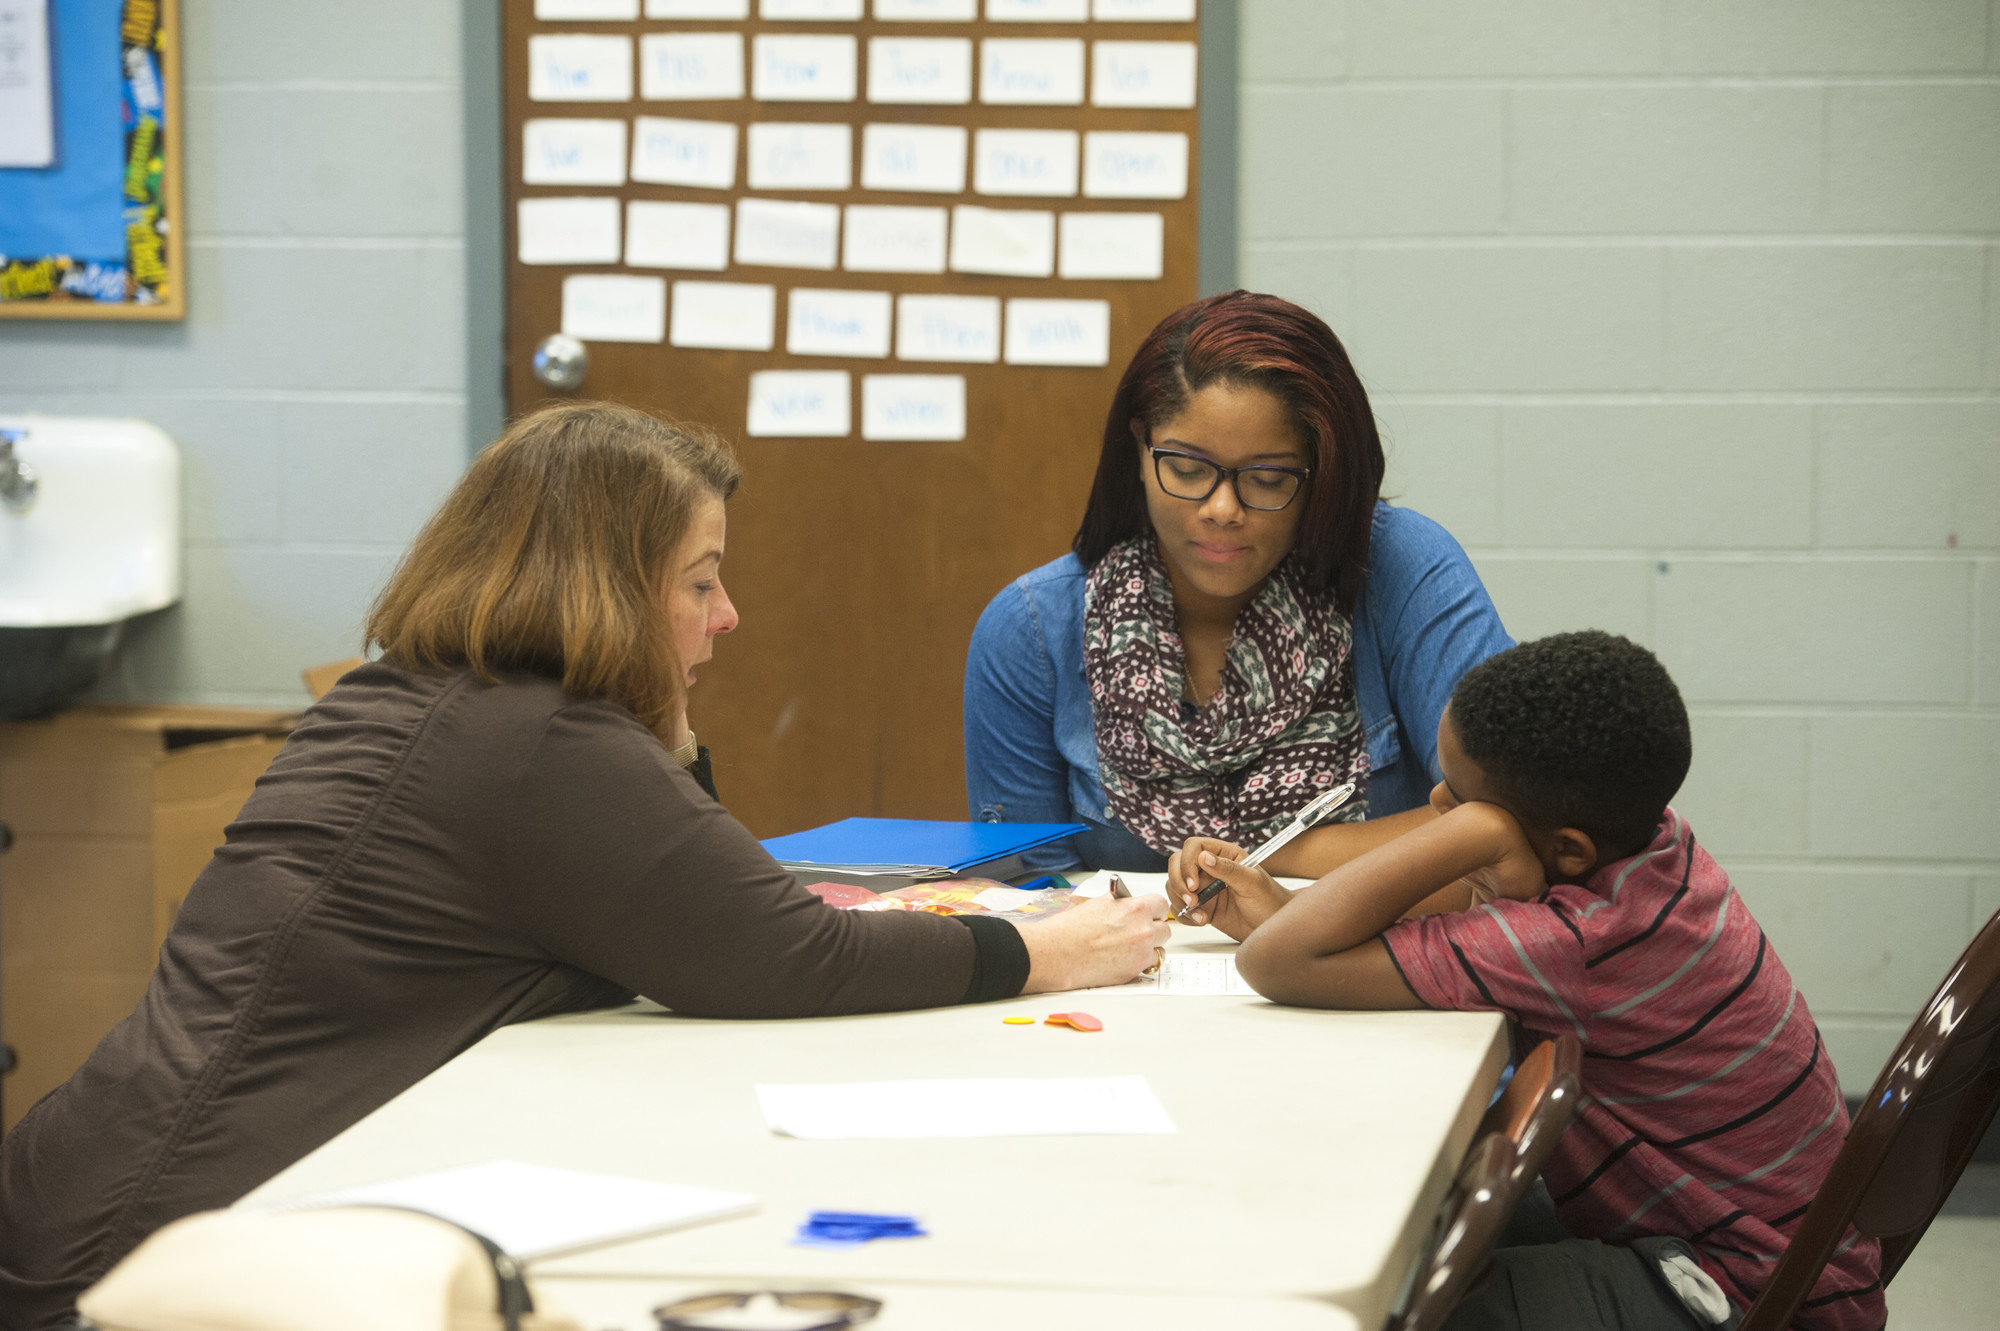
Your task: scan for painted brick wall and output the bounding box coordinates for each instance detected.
[1240,0,2000,1092]
[0,1,469,706]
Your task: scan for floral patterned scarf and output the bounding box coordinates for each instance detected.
[1082,535,1370,856]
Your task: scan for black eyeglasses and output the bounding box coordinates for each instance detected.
[1150,446,1312,512]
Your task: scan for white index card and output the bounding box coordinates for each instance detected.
[647,0,750,15]
[867,38,973,104]
[974,128,1079,197]
[747,122,853,190]
[671,280,778,350]
[788,288,893,358]
[987,0,1087,20]
[1059,211,1163,279]
[876,0,974,18]
[948,204,1056,277]
[536,0,639,18]
[734,198,841,270]
[896,294,1001,363]
[1005,297,1111,366]
[562,275,667,343]
[529,35,634,103]
[748,371,852,438]
[639,33,745,101]
[859,123,967,194]
[1092,40,1197,108]
[630,117,738,189]
[1083,130,1188,199]
[753,34,858,102]
[862,375,966,441]
[843,205,948,273]
[980,38,1085,105]
[761,0,863,16]
[1093,0,1195,18]
[625,200,731,270]
[522,119,628,185]
[517,197,622,265]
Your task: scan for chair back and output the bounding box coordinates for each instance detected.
[1740,908,2000,1331]
[1481,1035,1583,1192]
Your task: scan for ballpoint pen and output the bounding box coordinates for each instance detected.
[1107,874,1163,975]
[1172,780,1358,923]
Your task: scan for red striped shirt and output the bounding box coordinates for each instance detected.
[1382,810,1884,1329]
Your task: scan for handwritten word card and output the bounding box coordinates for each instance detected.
[759,0,863,18]
[949,204,1055,277]
[863,374,966,441]
[671,280,777,350]
[896,294,1001,363]
[875,0,975,16]
[787,288,893,358]
[843,205,948,273]
[988,0,1088,21]
[747,123,852,190]
[753,34,857,102]
[1082,130,1187,199]
[639,33,743,101]
[536,0,640,18]
[974,129,1080,197]
[1004,298,1112,366]
[981,39,1085,105]
[522,119,627,186]
[529,35,633,103]
[748,371,852,438]
[626,201,731,270]
[734,198,841,270]
[645,0,748,16]
[562,275,667,343]
[867,38,973,104]
[1094,0,1196,19]
[630,117,738,189]
[1092,41,1197,108]
[518,198,622,265]
[1058,211,1163,279]
[859,123,967,194]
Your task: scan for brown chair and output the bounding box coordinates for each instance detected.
[1739,907,2000,1331]
[1388,1036,1584,1331]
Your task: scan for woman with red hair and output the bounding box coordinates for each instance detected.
[964,291,1512,874]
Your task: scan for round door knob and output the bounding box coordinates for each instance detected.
[532,334,589,392]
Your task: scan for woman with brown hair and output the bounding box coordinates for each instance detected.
[0,402,1167,1331]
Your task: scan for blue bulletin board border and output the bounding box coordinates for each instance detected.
[0,0,183,320]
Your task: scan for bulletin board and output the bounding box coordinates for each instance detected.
[0,0,183,320]
[500,0,1200,837]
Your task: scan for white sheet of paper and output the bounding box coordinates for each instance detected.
[647,0,749,15]
[980,38,1085,105]
[862,374,966,441]
[536,0,639,19]
[1089,954,1257,997]
[895,294,1001,363]
[757,1076,1177,1139]
[859,123,967,194]
[867,37,973,104]
[1059,211,1163,280]
[1094,0,1195,19]
[760,0,863,16]
[1004,297,1111,366]
[265,1161,757,1260]
[522,119,628,185]
[843,205,948,273]
[529,34,634,103]
[562,275,667,343]
[625,200,731,270]
[1083,130,1188,199]
[639,32,744,101]
[1092,40,1198,108]
[518,197,623,265]
[753,34,858,102]
[630,117,739,189]
[747,371,852,438]
[671,280,777,350]
[0,0,53,168]
[987,0,1087,21]
[788,288,893,358]
[973,128,1079,197]
[734,198,841,269]
[948,205,1055,278]
[876,0,974,18]
[747,122,852,190]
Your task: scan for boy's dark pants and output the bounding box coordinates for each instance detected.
[1442,1182,1745,1331]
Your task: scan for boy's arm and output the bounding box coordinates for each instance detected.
[1233,802,1544,1010]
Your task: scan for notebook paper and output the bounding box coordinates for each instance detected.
[757,1075,1176,1139]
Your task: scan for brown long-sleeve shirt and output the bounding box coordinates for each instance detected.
[0,664,1025,1329]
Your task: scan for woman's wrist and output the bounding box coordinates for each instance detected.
[670,728,698,768]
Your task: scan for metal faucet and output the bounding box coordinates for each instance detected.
[0,428,37,513]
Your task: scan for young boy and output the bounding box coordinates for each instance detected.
[1173,632,1883,1331]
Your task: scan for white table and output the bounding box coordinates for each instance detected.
[243,926,1504,1331]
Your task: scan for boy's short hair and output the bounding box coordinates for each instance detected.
[1450,631,1691,856]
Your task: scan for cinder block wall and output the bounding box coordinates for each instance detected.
[1241,0,2000,1092]
[0,2,468,706]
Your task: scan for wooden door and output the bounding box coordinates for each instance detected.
[500,0,1199,837]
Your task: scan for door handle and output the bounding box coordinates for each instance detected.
[532,333,589,392]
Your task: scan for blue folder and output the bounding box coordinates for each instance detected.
[760,818,1087,875]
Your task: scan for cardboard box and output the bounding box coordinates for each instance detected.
[0,703,298,1131]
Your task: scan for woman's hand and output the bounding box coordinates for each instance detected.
[1018,894,1171,994]
[1173,849,1296,941]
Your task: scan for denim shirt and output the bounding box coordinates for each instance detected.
[962,503,1514,871]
